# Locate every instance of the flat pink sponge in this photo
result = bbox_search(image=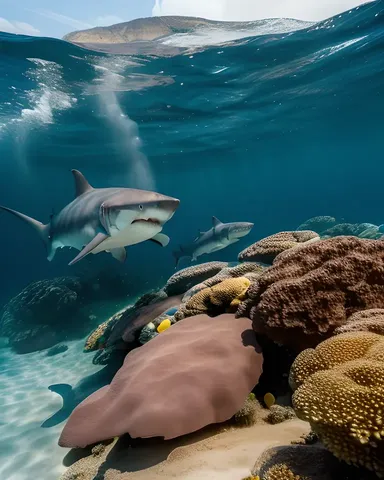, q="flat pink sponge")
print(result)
[59,313,263,448]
